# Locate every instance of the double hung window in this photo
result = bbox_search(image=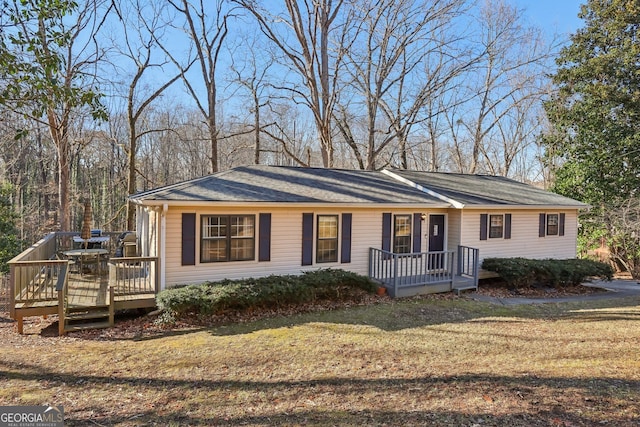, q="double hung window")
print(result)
[201,215,255,262]
[393,215,412,253]
[489,215,504,239]
[316,215,338,263]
